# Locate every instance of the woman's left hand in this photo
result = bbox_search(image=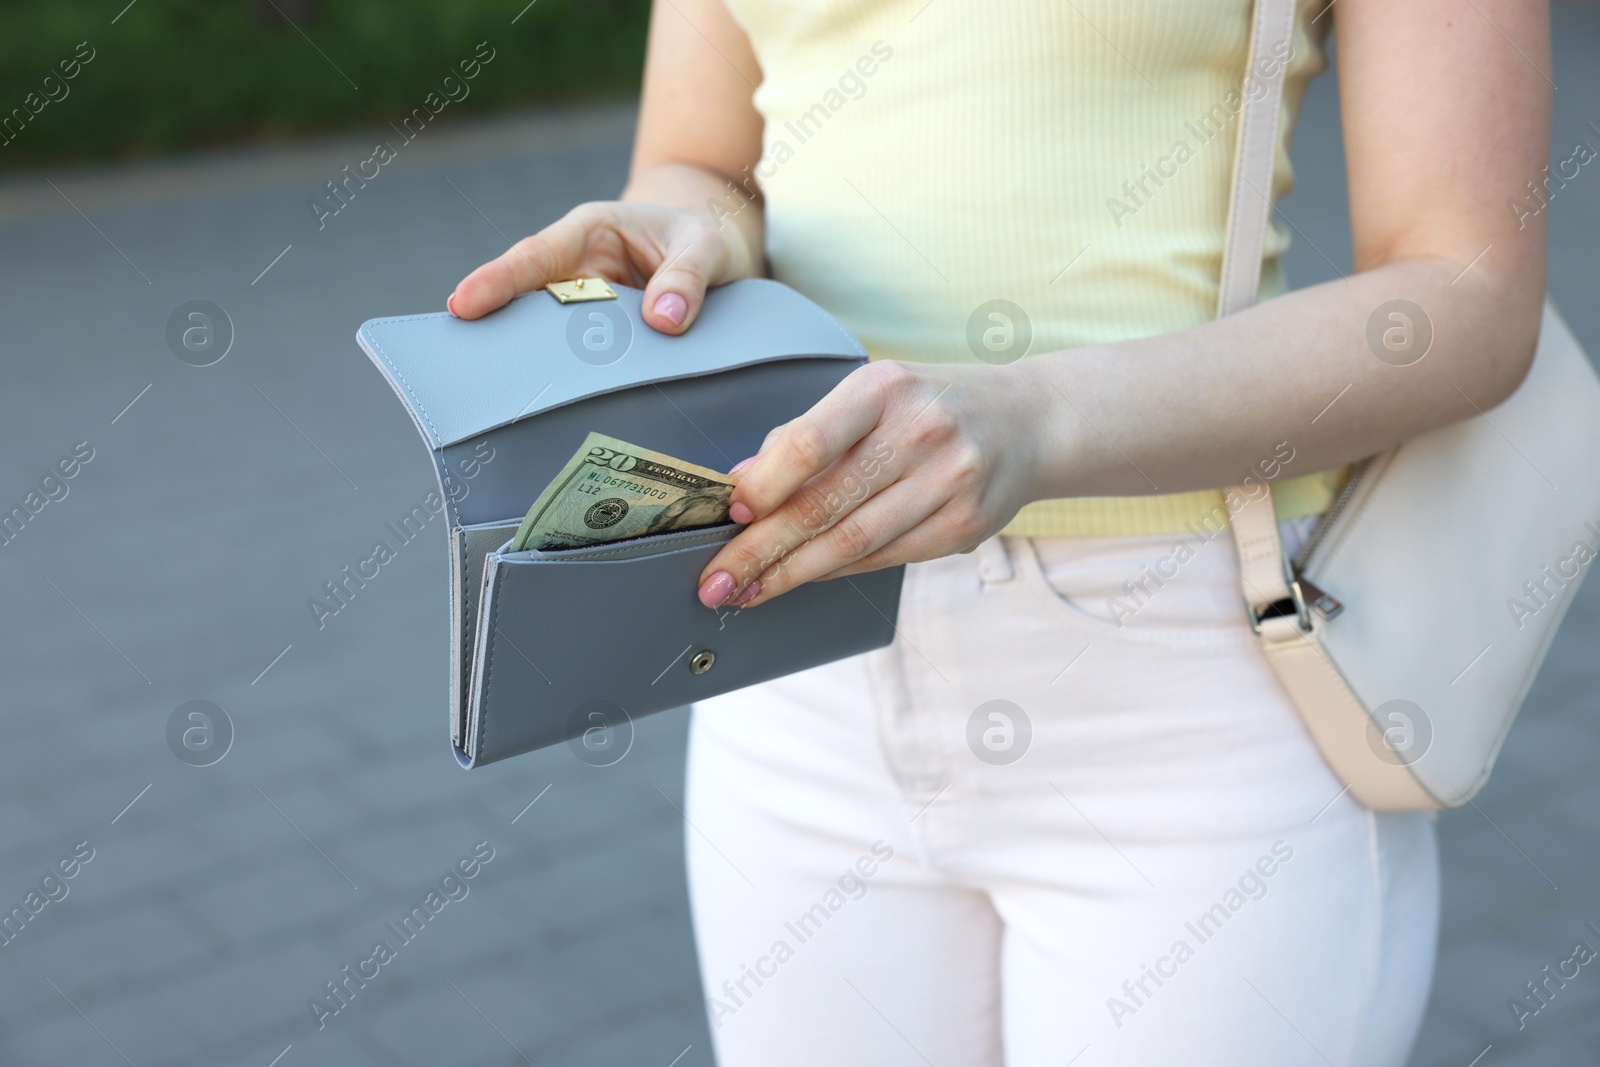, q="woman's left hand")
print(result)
[696,359,1052,608]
